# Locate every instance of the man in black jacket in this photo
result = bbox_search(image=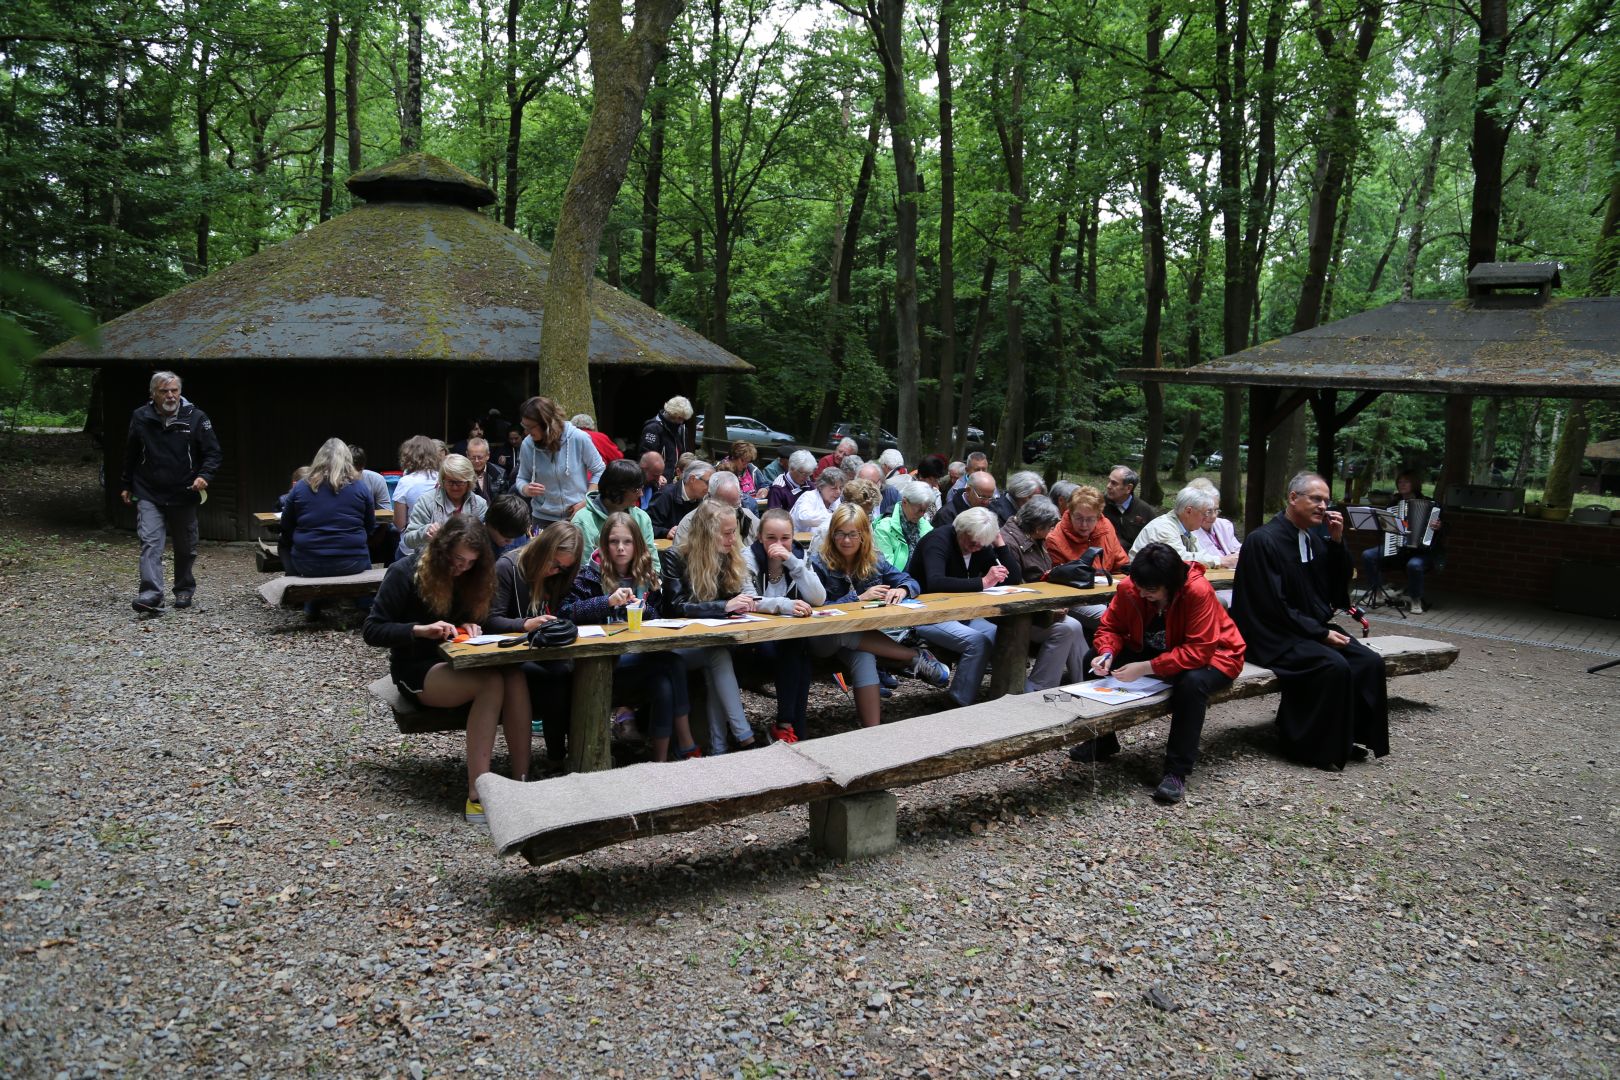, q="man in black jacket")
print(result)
[1104,466,1158,548]
[648,459,713,538]
[906,506,1021,707]
[120,372,223,613]
[1230,471,1388,770]
[638,395,693,481]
